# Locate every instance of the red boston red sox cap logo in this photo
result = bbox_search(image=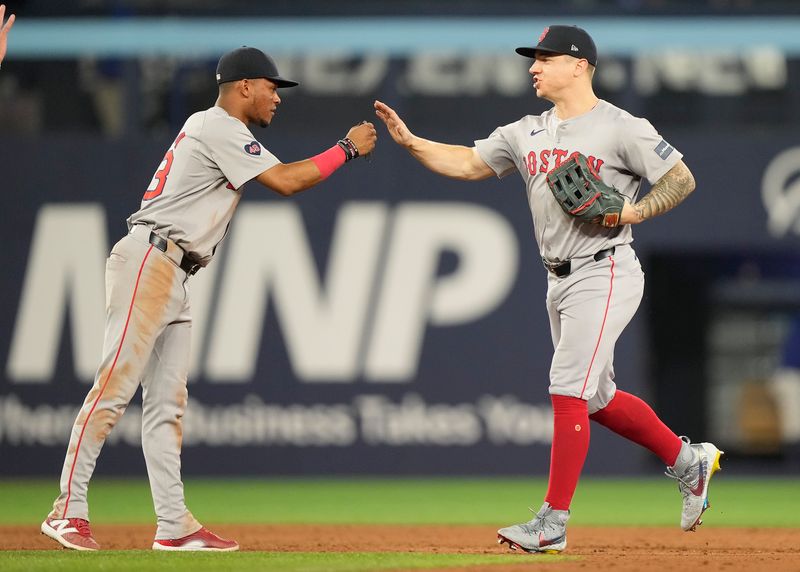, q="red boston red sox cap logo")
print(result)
[538,27,550,43]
